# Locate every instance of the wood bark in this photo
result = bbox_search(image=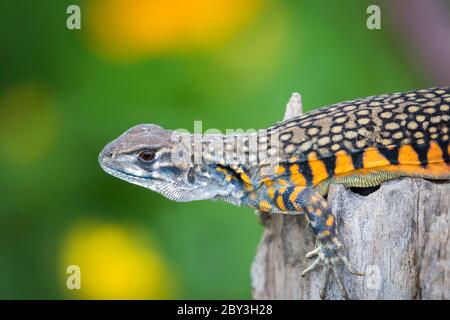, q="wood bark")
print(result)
[250,93,450,300]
